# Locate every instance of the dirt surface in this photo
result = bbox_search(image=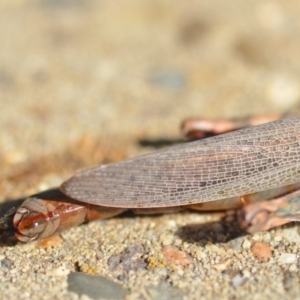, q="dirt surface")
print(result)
[1,0,300,299]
